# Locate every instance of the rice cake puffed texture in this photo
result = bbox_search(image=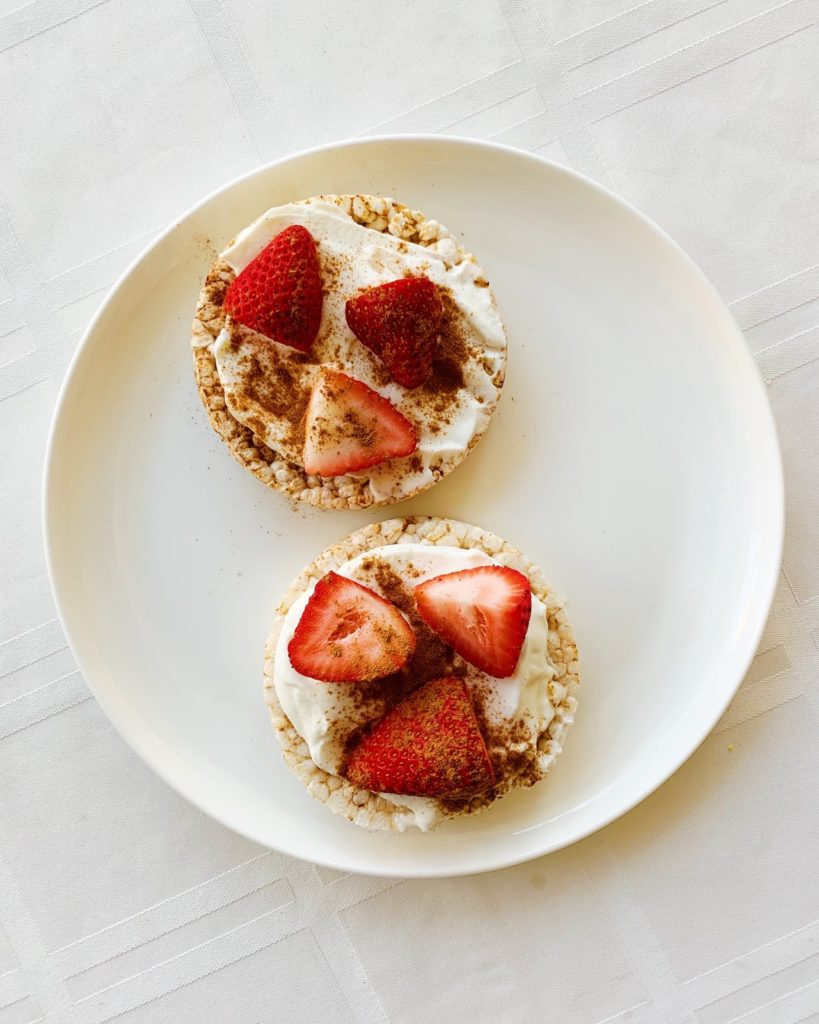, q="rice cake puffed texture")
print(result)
[191,195,506,510]
[263,517,580,832]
